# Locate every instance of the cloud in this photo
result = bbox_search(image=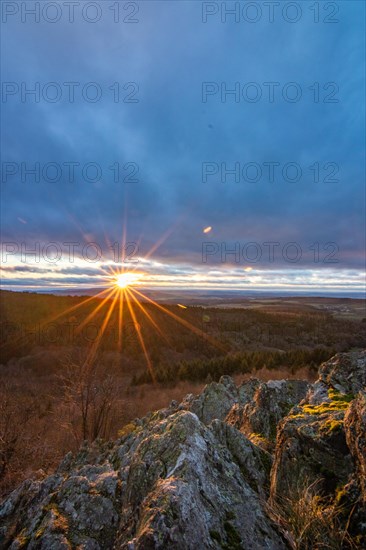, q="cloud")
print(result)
[1,1,364,292]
